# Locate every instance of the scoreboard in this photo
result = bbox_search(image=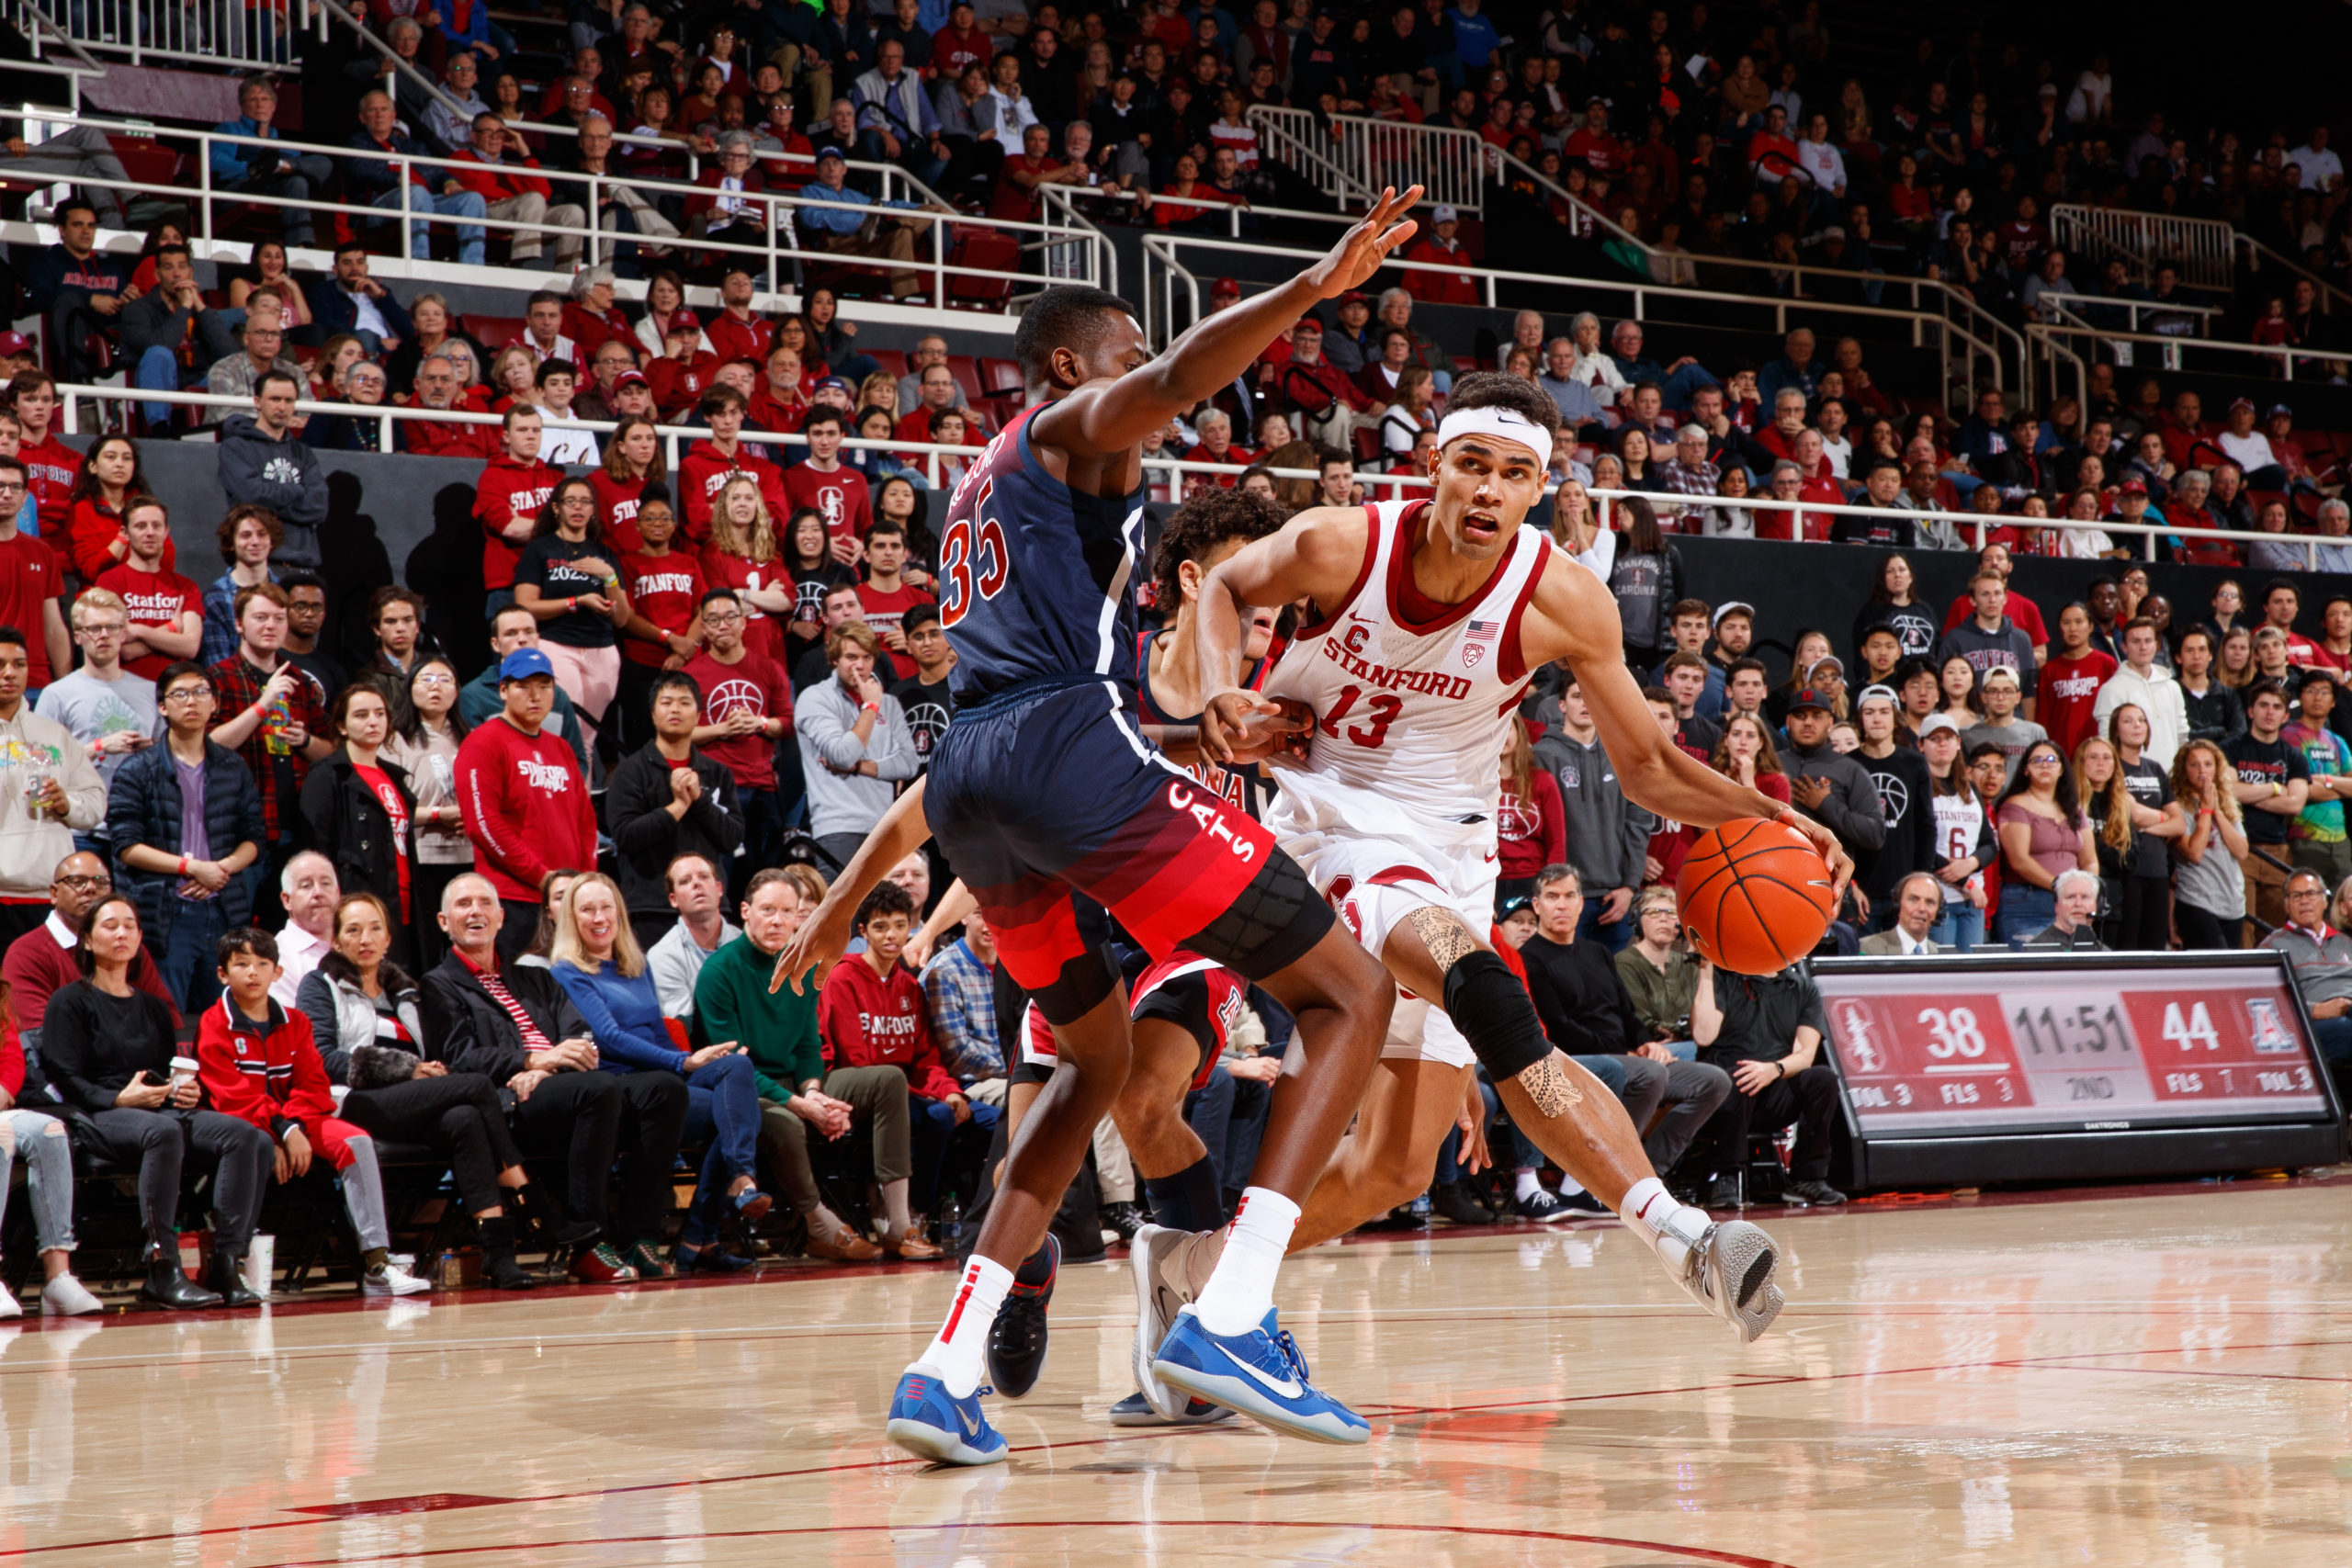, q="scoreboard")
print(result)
[1813,953,2345,1189]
